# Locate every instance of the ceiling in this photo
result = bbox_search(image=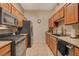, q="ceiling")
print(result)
[20,3,58,11]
